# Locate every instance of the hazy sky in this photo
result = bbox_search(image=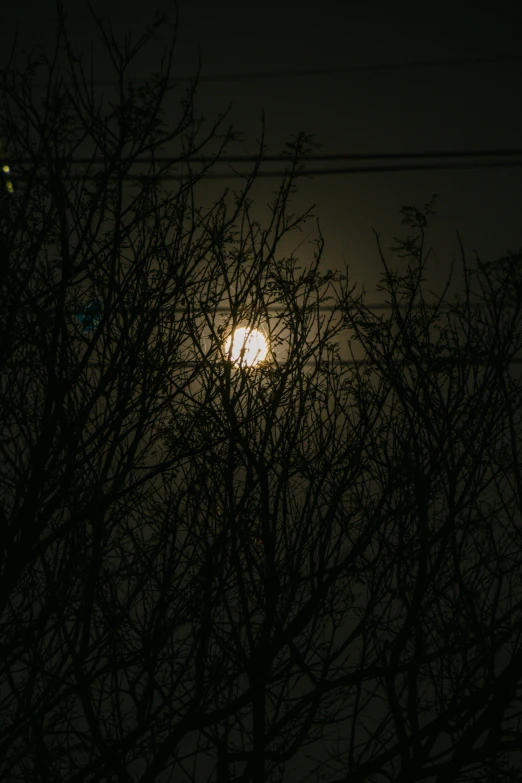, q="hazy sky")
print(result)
[2,0,522,304]
[2,5,521,780]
